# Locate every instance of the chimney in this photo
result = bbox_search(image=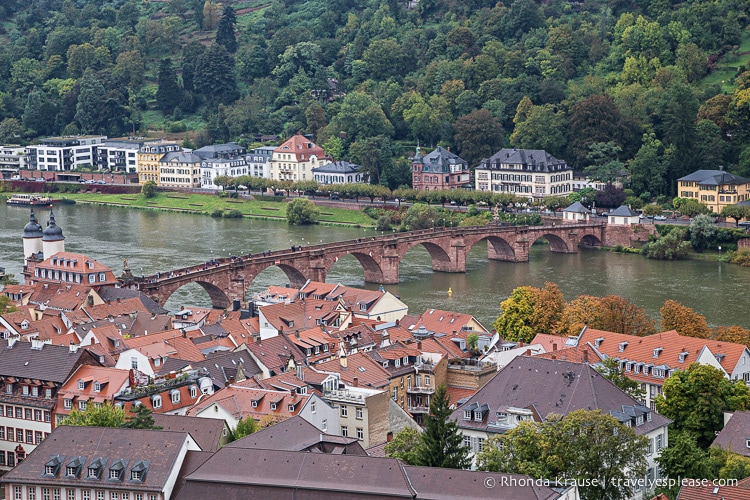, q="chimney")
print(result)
[525,349,531,356]
[353,377,359,387]
[552,343,557,351]
[583,349,589,363]
[519,341,524,347]
[417,340,422,350]
[387,432,393,442]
